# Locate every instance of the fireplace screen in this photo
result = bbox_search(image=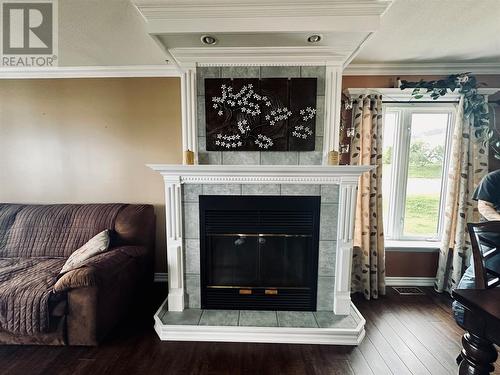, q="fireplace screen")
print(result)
[208,234,310,287]
[200,195,320,311]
